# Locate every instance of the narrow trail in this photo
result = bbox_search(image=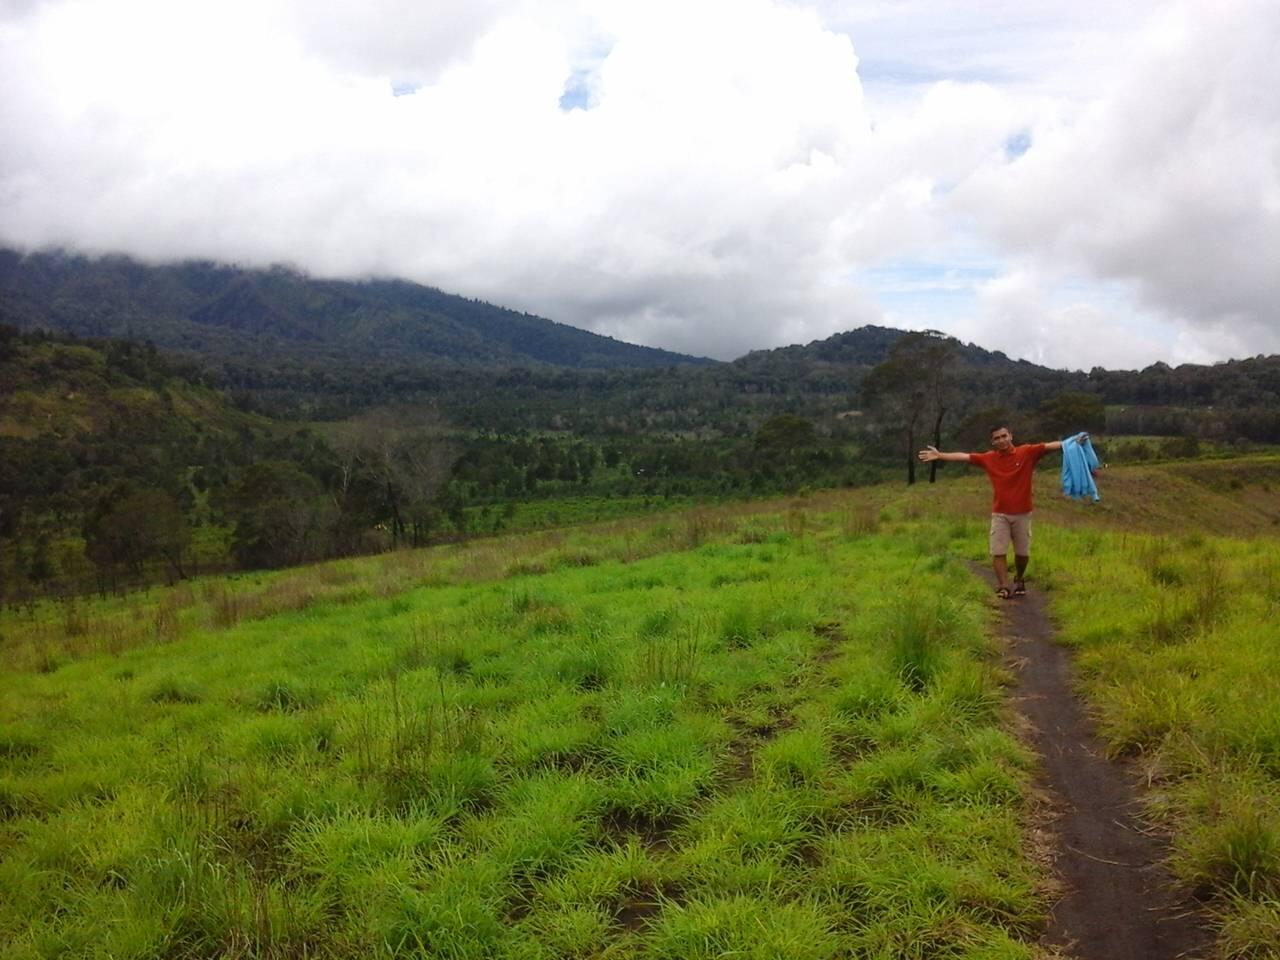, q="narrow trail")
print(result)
[974,565,1212,960]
